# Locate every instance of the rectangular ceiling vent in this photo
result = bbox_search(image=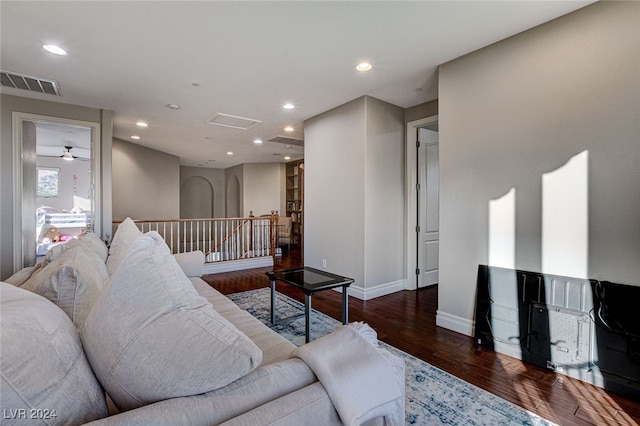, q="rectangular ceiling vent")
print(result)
[1,71,61,96]
[267,136,304,146]
[207,113,262,130]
